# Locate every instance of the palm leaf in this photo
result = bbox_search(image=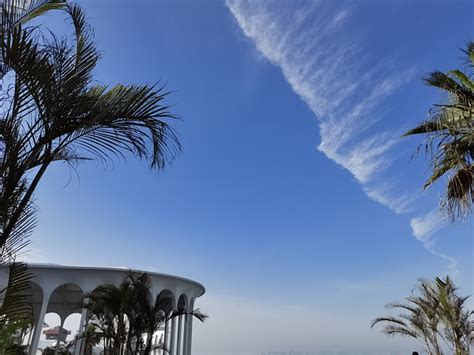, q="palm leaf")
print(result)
[0,262,33,353]
[373,277,473,352]
[461,40,474,68]
[0,3,180,249]
[403,41,474,220]
[0,1,66,77]
[449,70,474,91]
[2,1,65,25]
